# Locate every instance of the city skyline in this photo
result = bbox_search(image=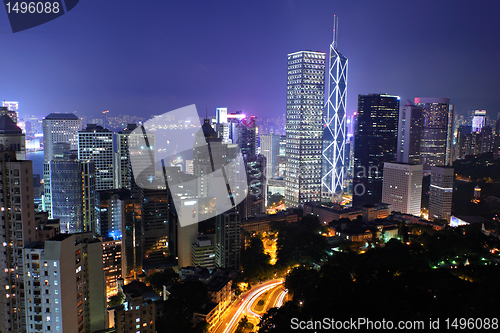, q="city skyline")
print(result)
[1,1,499,122]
